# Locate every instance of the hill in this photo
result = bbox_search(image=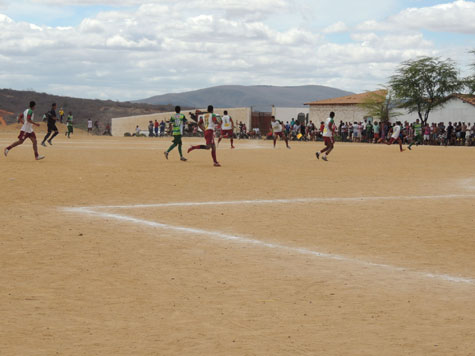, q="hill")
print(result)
[0,89,175,129]
[136,85,353,112]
